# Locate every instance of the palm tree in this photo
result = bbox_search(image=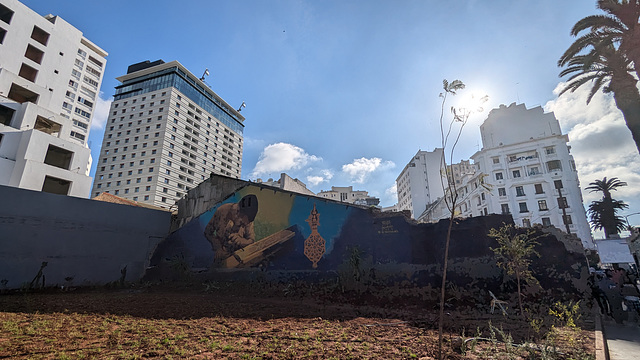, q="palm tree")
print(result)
[586,177,629,238]
[558,43,640,153]
[565,0,640,79]
[559,0,640,154]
